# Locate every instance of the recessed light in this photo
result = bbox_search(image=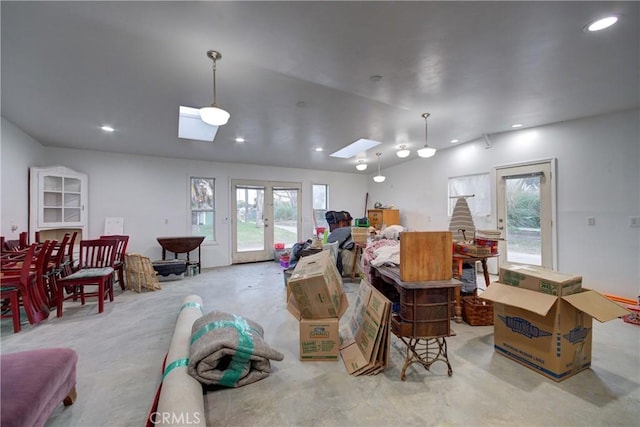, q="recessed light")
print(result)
[511,123,523,128]
[450,139,459,143]
[369,75,382,82]
[100,125,115,132]
[235,137,245,143]
[315,147,324,152]
[585,16,618,32]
